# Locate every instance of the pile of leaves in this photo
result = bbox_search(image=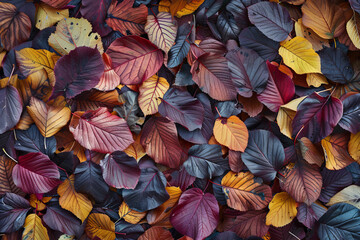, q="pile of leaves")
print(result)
[0,0,360,239]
